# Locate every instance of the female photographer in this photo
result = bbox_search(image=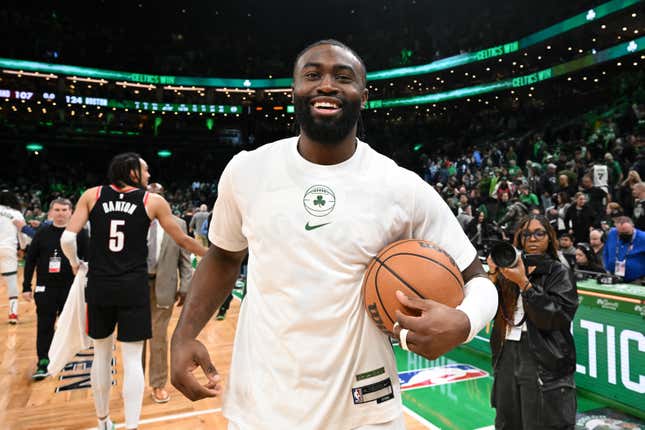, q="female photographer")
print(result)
[487,214,579,429]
